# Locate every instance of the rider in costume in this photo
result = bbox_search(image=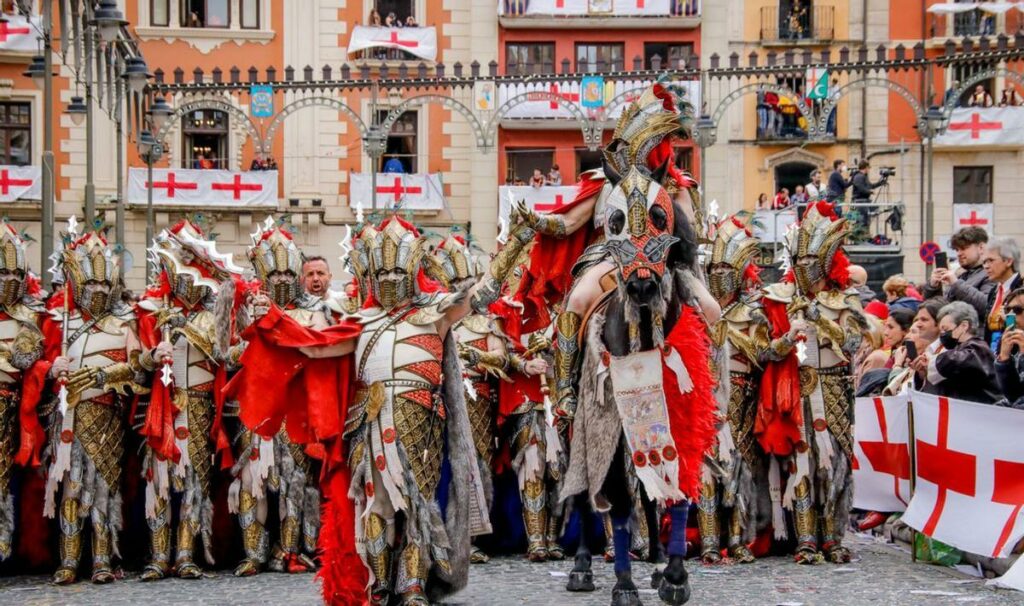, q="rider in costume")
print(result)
[0,222,49,563]
[135,220,243,580]
[228,219,332,576]
[226,214,535,605]
[758,202,866,564]
[699,216,769,564]
[43,224,146,584]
